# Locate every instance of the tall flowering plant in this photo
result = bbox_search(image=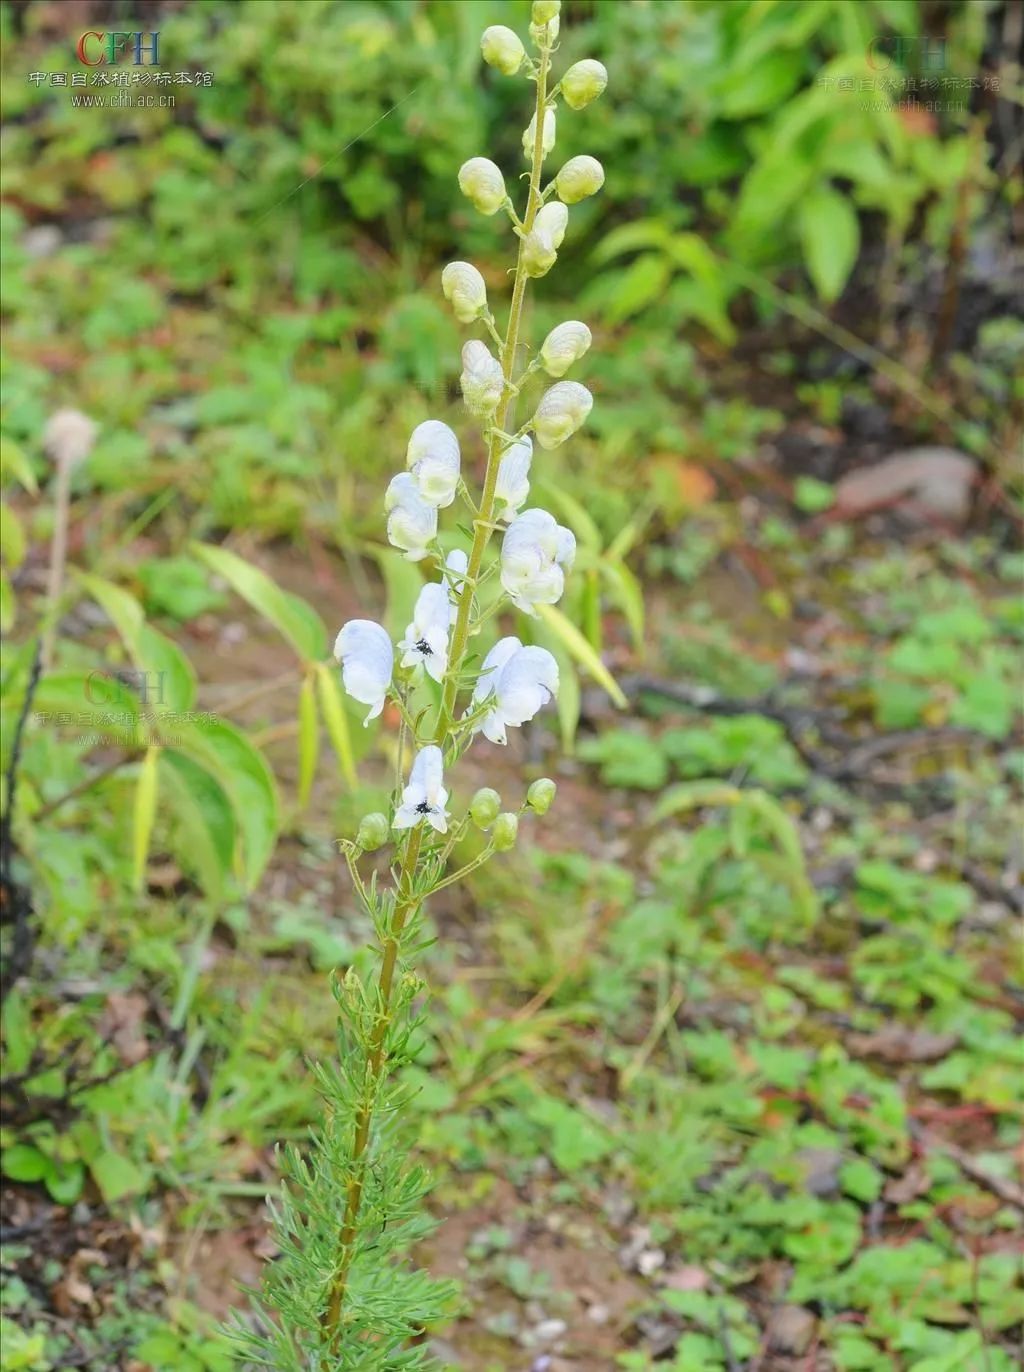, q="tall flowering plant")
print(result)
[242,4,607,1365]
